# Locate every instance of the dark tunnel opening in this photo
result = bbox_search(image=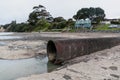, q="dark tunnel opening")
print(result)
[47,40,57,62]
